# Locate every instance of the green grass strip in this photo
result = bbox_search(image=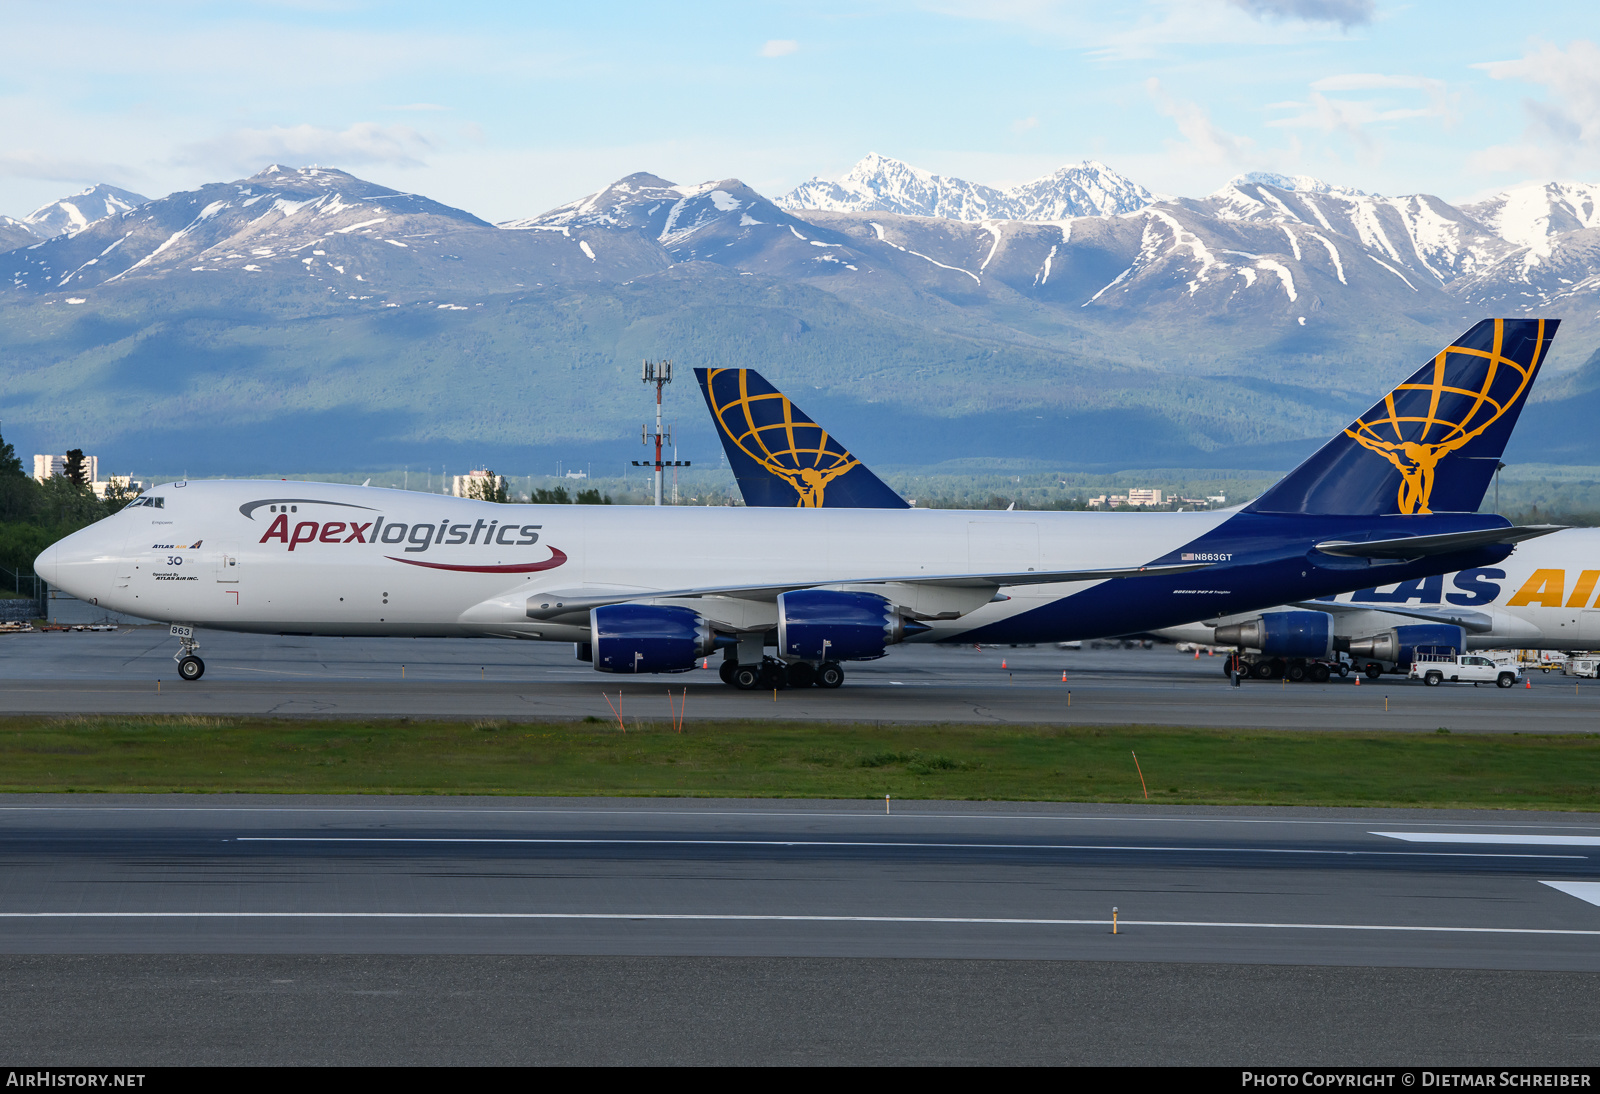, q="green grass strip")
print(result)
[0,716,1598,809]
